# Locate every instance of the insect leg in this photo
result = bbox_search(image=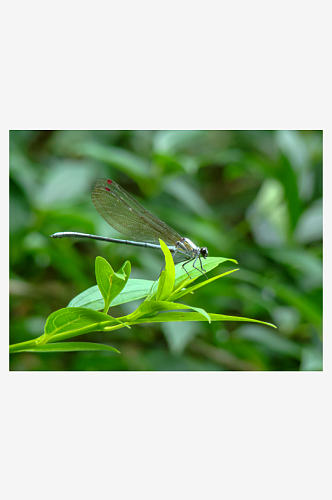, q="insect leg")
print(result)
[192,256,208,279]
[181,258,193,278]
